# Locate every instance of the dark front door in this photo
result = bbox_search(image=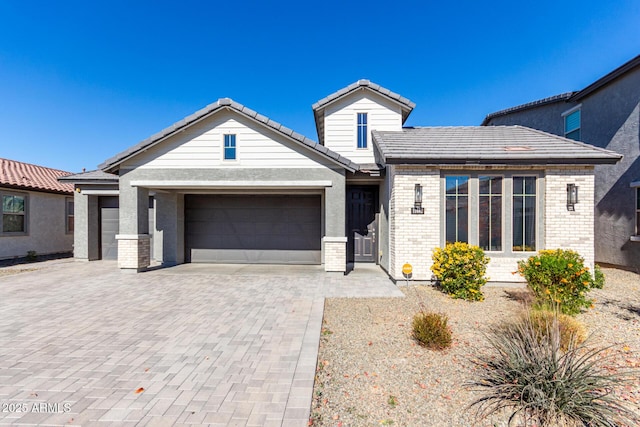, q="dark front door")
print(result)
[347,186,378,263]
